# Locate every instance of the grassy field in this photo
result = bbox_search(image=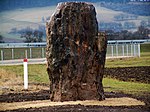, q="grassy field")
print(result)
[0,64,150,96]
[103,78,150,95]
[0,43,150,96]
[0,64,49,84]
